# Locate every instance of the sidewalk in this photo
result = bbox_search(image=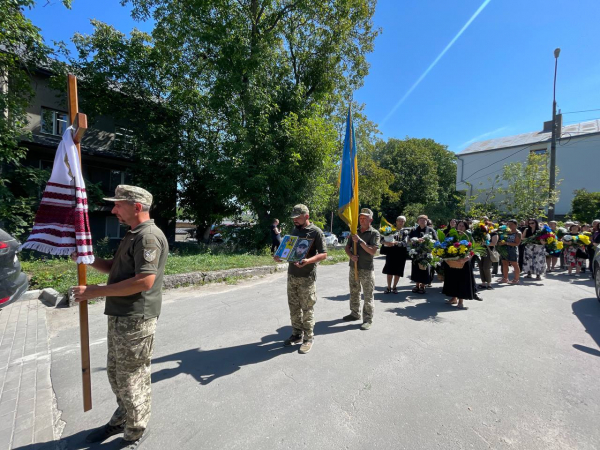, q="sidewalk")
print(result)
[0,296,55,449]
